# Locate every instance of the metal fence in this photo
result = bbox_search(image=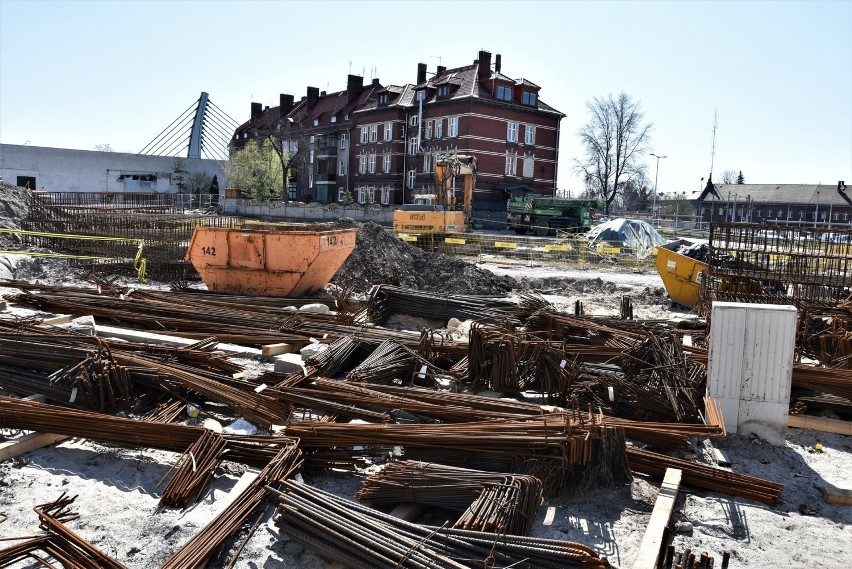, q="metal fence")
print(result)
[395,230,660,271]
[22,192,241,280]
[702,222,852,310]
